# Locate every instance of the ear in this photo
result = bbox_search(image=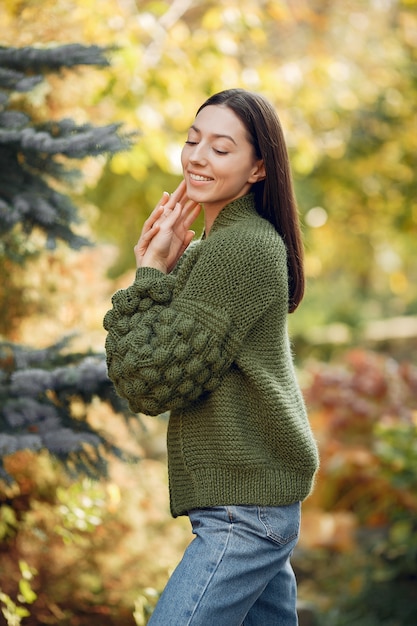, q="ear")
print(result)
[248,160,266,183]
